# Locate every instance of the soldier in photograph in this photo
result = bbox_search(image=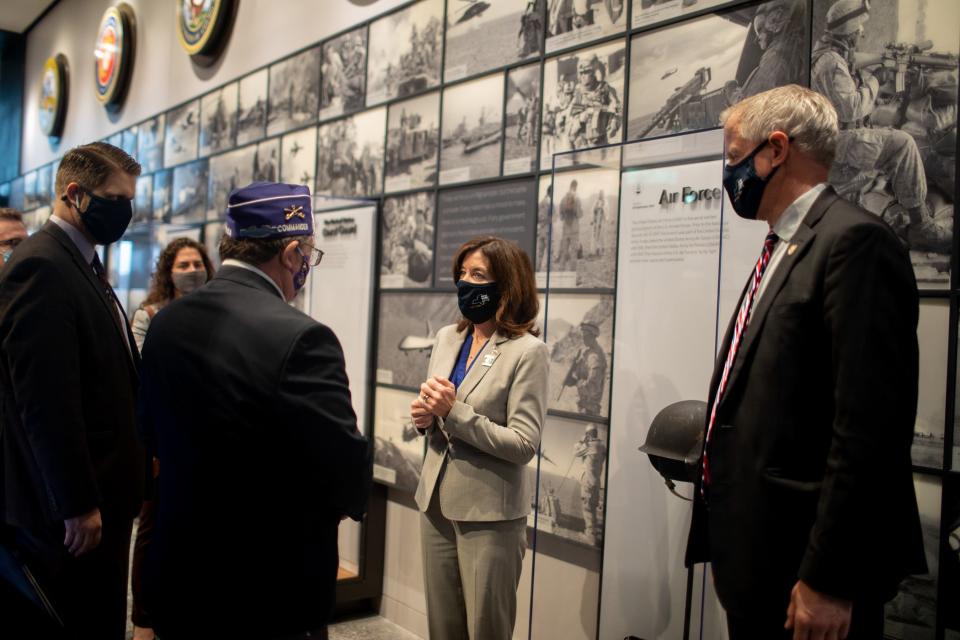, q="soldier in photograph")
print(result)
[740,0,808,98]
[556,179,583,270]
[564,321,606,416]
[518,0,544,57]
[567,55,622,149]
[591,190,605,256]
[574,424,606,545]
[537,184,552,272]
[811,0,950,252]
